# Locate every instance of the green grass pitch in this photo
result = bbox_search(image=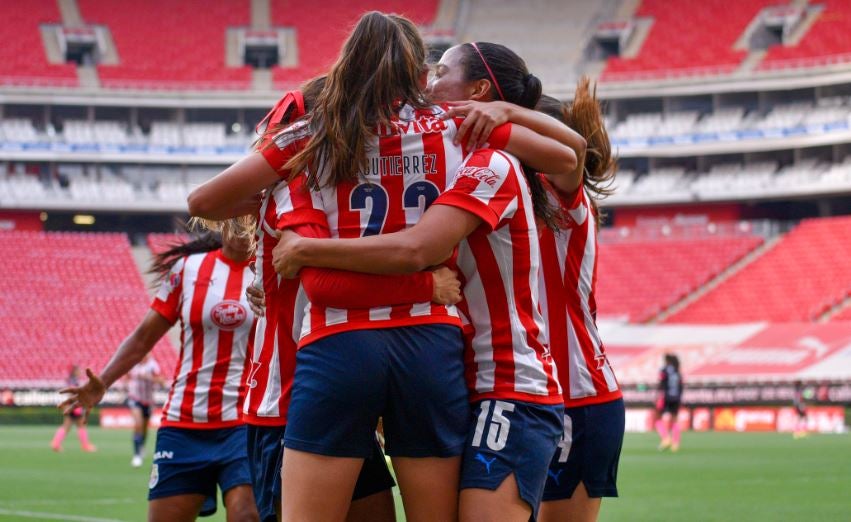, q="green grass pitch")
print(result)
[0,426,848,521]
